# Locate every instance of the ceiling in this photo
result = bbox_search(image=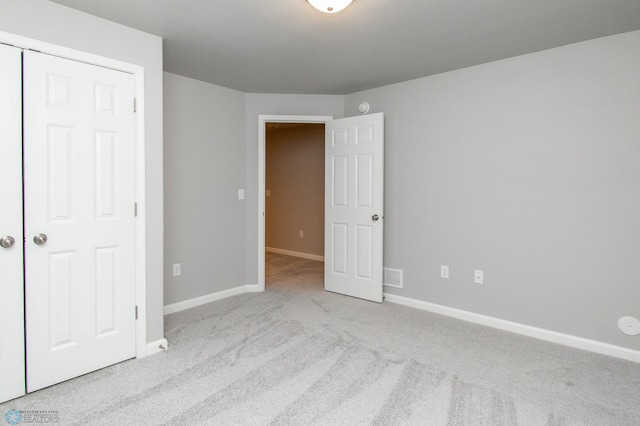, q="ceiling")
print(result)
[50,0,640,95]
